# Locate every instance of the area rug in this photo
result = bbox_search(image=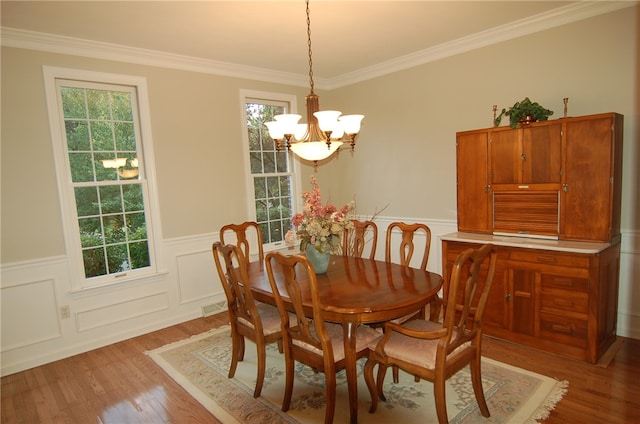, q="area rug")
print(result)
[147,326,567,423]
